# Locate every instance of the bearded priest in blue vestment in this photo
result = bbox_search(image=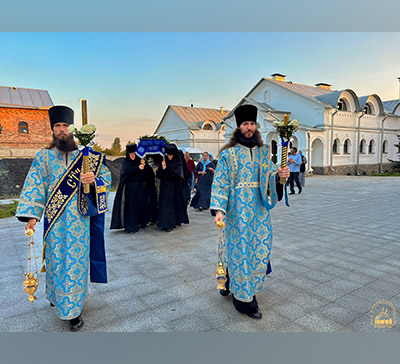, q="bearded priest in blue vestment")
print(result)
[16,105,111,331]
[211,104,290,319]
